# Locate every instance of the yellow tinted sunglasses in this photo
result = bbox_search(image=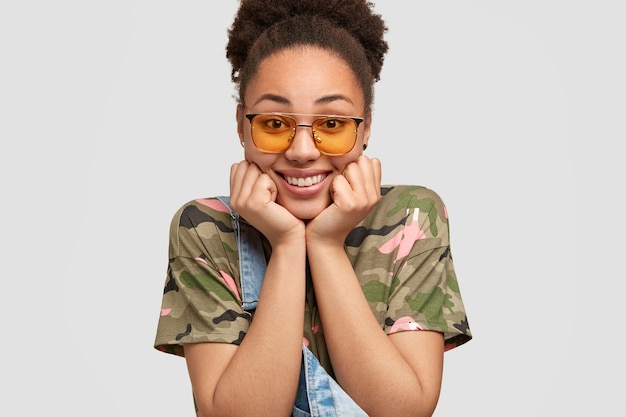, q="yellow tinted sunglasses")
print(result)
[245,113,364,156]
